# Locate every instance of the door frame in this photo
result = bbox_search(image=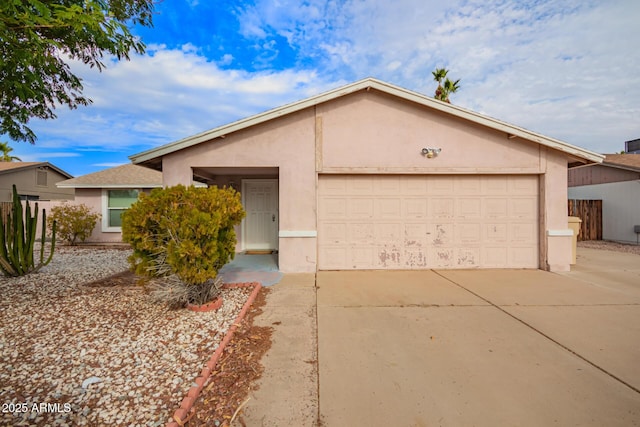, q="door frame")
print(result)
[241,179,279,251]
